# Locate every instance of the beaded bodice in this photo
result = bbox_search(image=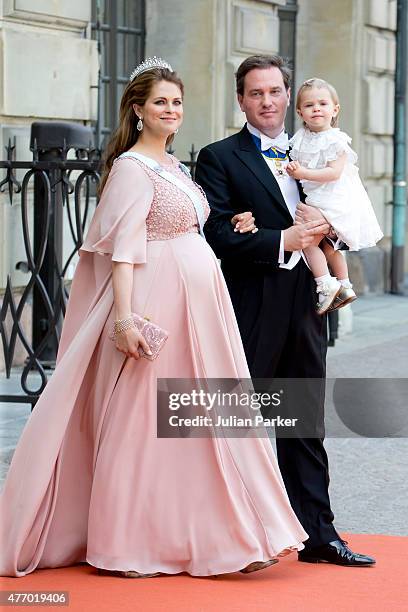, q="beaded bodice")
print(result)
[117,154,210,240]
